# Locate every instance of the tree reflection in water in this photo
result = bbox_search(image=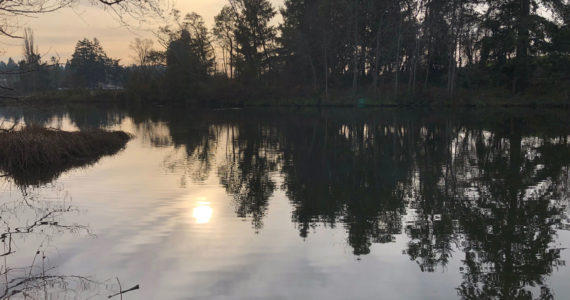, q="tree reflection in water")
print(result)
[451,120,569,300]
[218,123,280,231]
[2,106,569,299]
[153,109,568,299]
